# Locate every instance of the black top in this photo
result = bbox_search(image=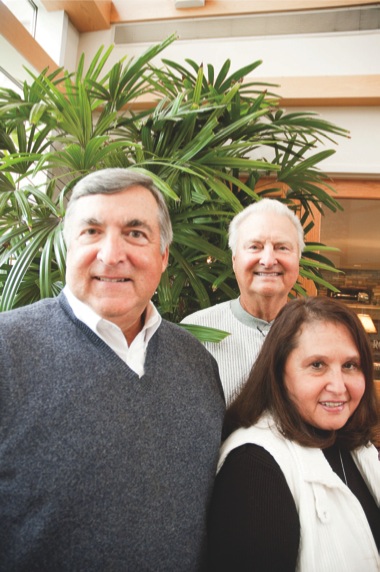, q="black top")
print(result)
[207,444,300,571]
[207,443,380,571]
[323,444,380,551]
